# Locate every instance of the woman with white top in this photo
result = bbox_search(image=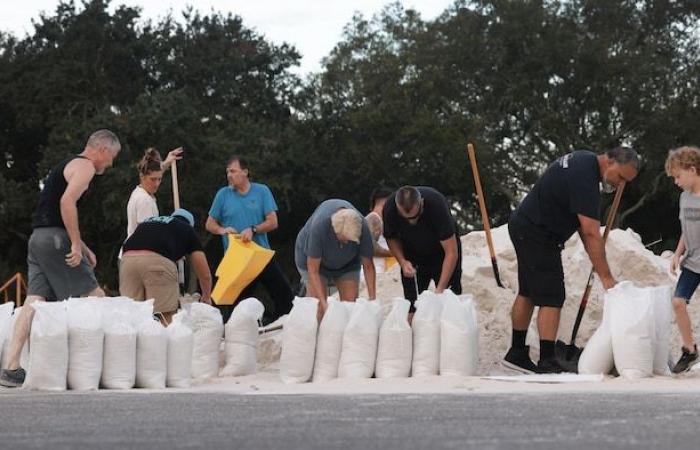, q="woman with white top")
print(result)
[126,147,183,238]
[365,187,394,272]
